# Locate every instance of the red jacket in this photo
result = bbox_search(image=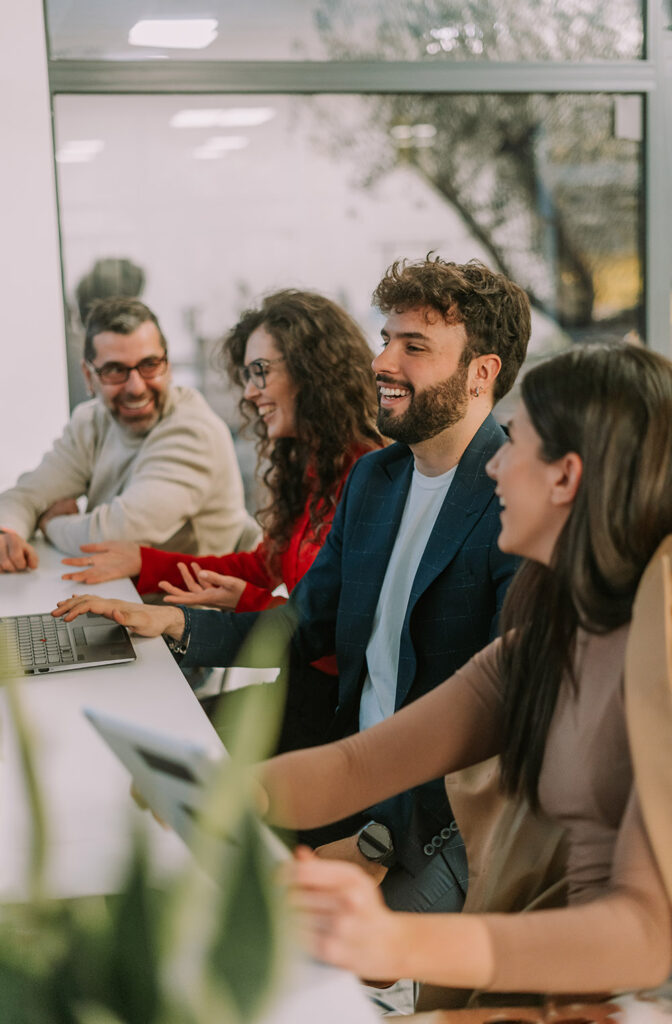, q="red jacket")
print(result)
[136,444,376,674]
